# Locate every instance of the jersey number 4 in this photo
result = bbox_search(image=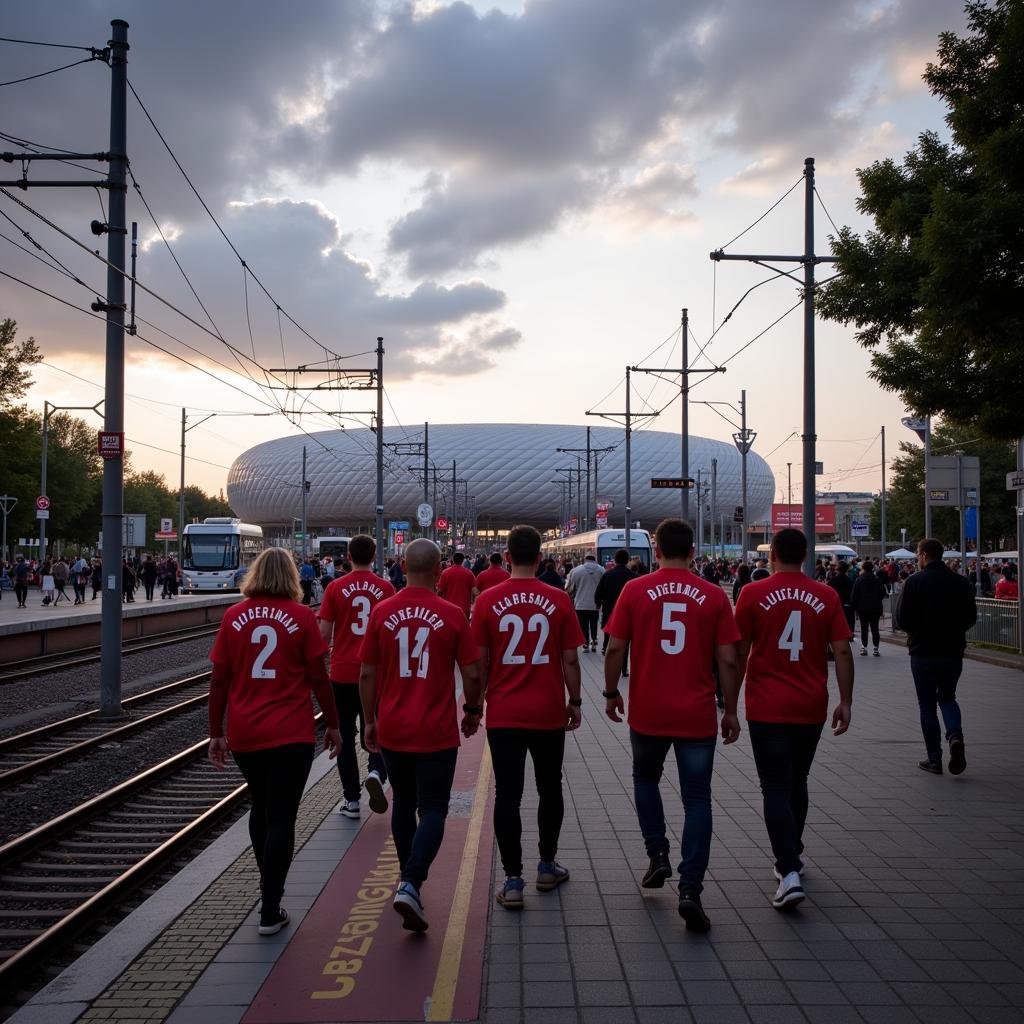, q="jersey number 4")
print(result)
[397,625,430,678]
[499,613,551,665]
[778,610,804,661]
